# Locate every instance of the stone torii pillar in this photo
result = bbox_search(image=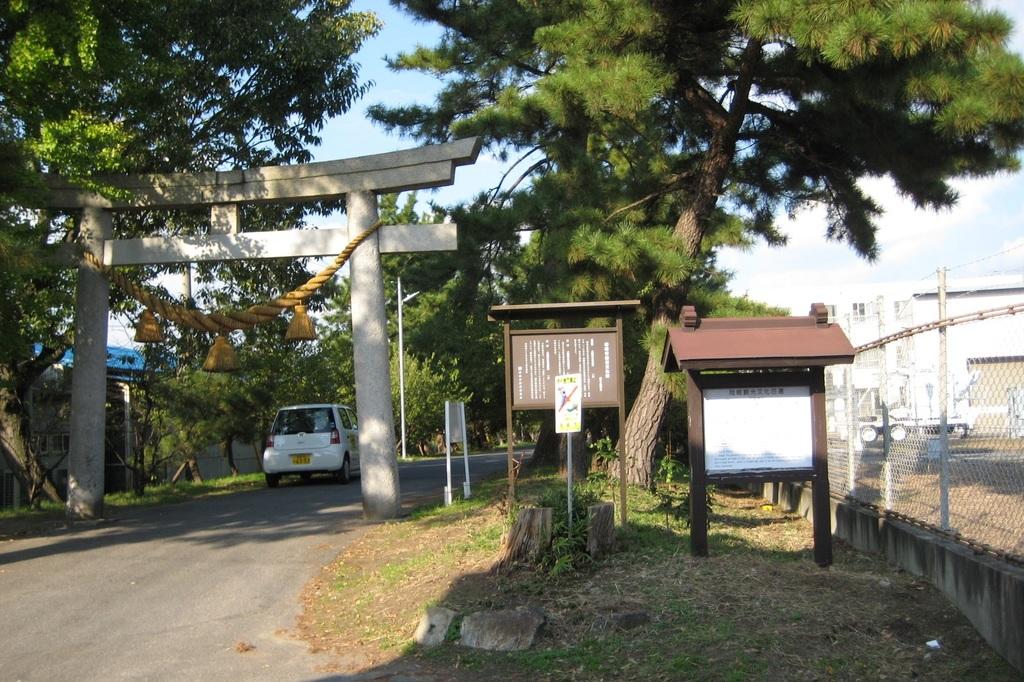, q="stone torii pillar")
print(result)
[44,138,481,520]
[66,207,112,519]
[347,191,399,517]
